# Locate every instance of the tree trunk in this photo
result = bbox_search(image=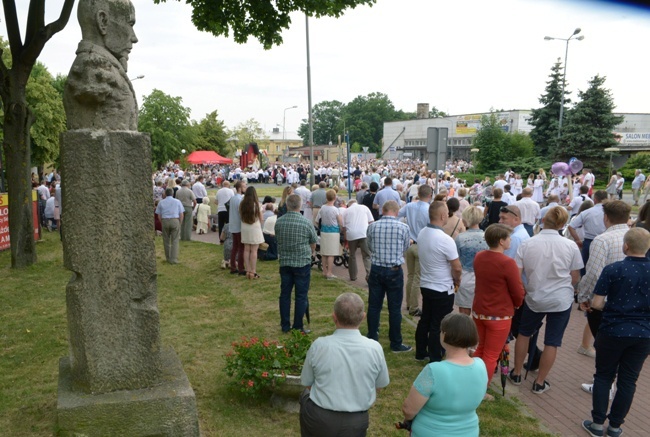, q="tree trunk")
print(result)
[4,74,36,268]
